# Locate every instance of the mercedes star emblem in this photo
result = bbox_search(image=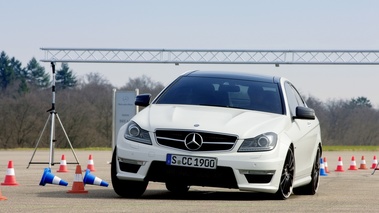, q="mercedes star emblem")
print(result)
[184,133,203,150]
